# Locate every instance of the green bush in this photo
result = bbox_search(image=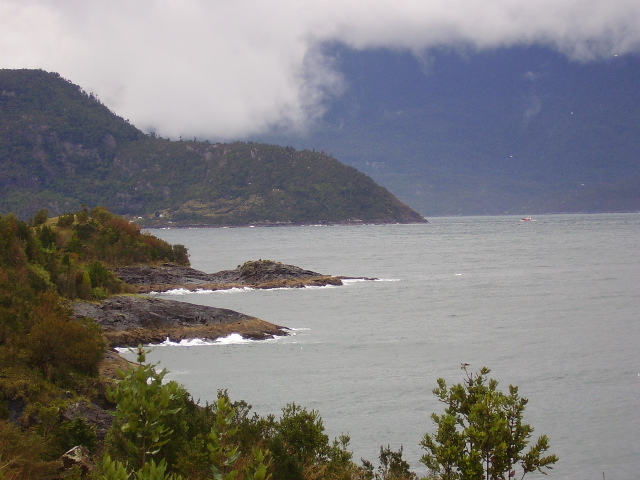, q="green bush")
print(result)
[52,417,97,455]
[26,292,105,378]
[420,366,559,480]
[30,209,49,227]
[56,212,76,228]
